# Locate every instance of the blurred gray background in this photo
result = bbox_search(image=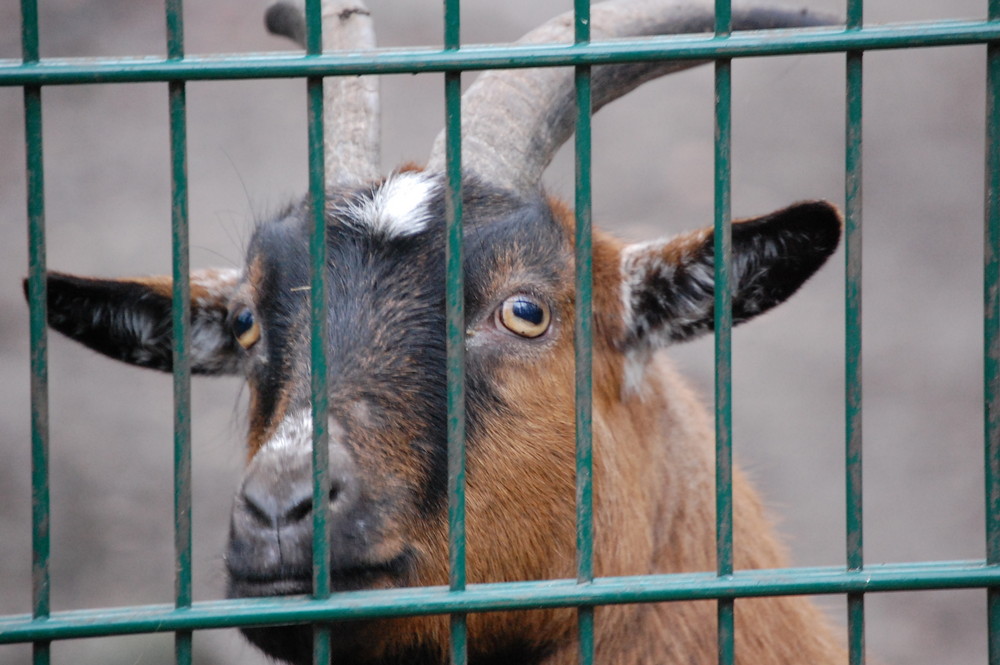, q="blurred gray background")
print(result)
[0,0,990,663]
